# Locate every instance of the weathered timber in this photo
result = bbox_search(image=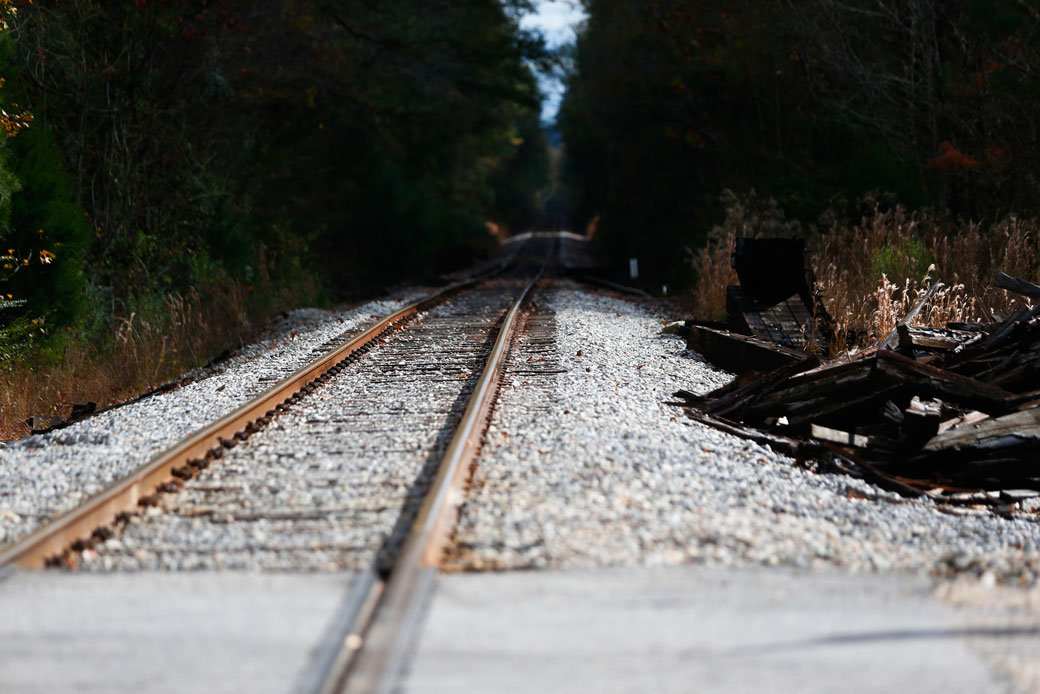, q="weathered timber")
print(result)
[726,287,825,350]
[902,396,942,440]
[978,304,1035,351]
[742,358,876,420]
[937,410,989,434]
[723,237,838,349]
[923,408,1040,453]
[930,491,1006,507]
[975,345,1040,391]
[875,349,1014,414]
[705,356,820,419]
[810,424,870,448]
[947,322,991,333]
[782,385,901,429]
[881,400,904,425]
[820,444,927,498]
[685,325,808,374]
[896,325,977,351]
[685,409,808,458]
[1001,489,1040,503]
[1009,389,1040,410]
[675,256,1040,499]
[995,271,1040,300]
[678,366,778,404]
